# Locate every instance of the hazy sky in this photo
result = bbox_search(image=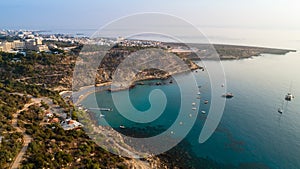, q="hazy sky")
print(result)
[1,0,300,30]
